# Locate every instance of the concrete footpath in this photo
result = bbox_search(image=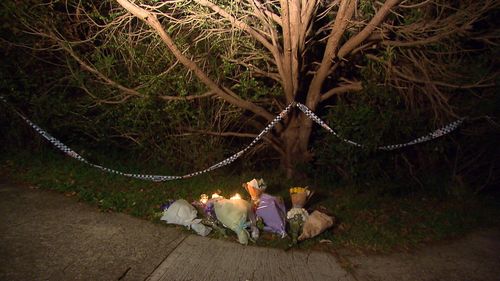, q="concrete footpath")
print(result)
[1,182,499,281]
